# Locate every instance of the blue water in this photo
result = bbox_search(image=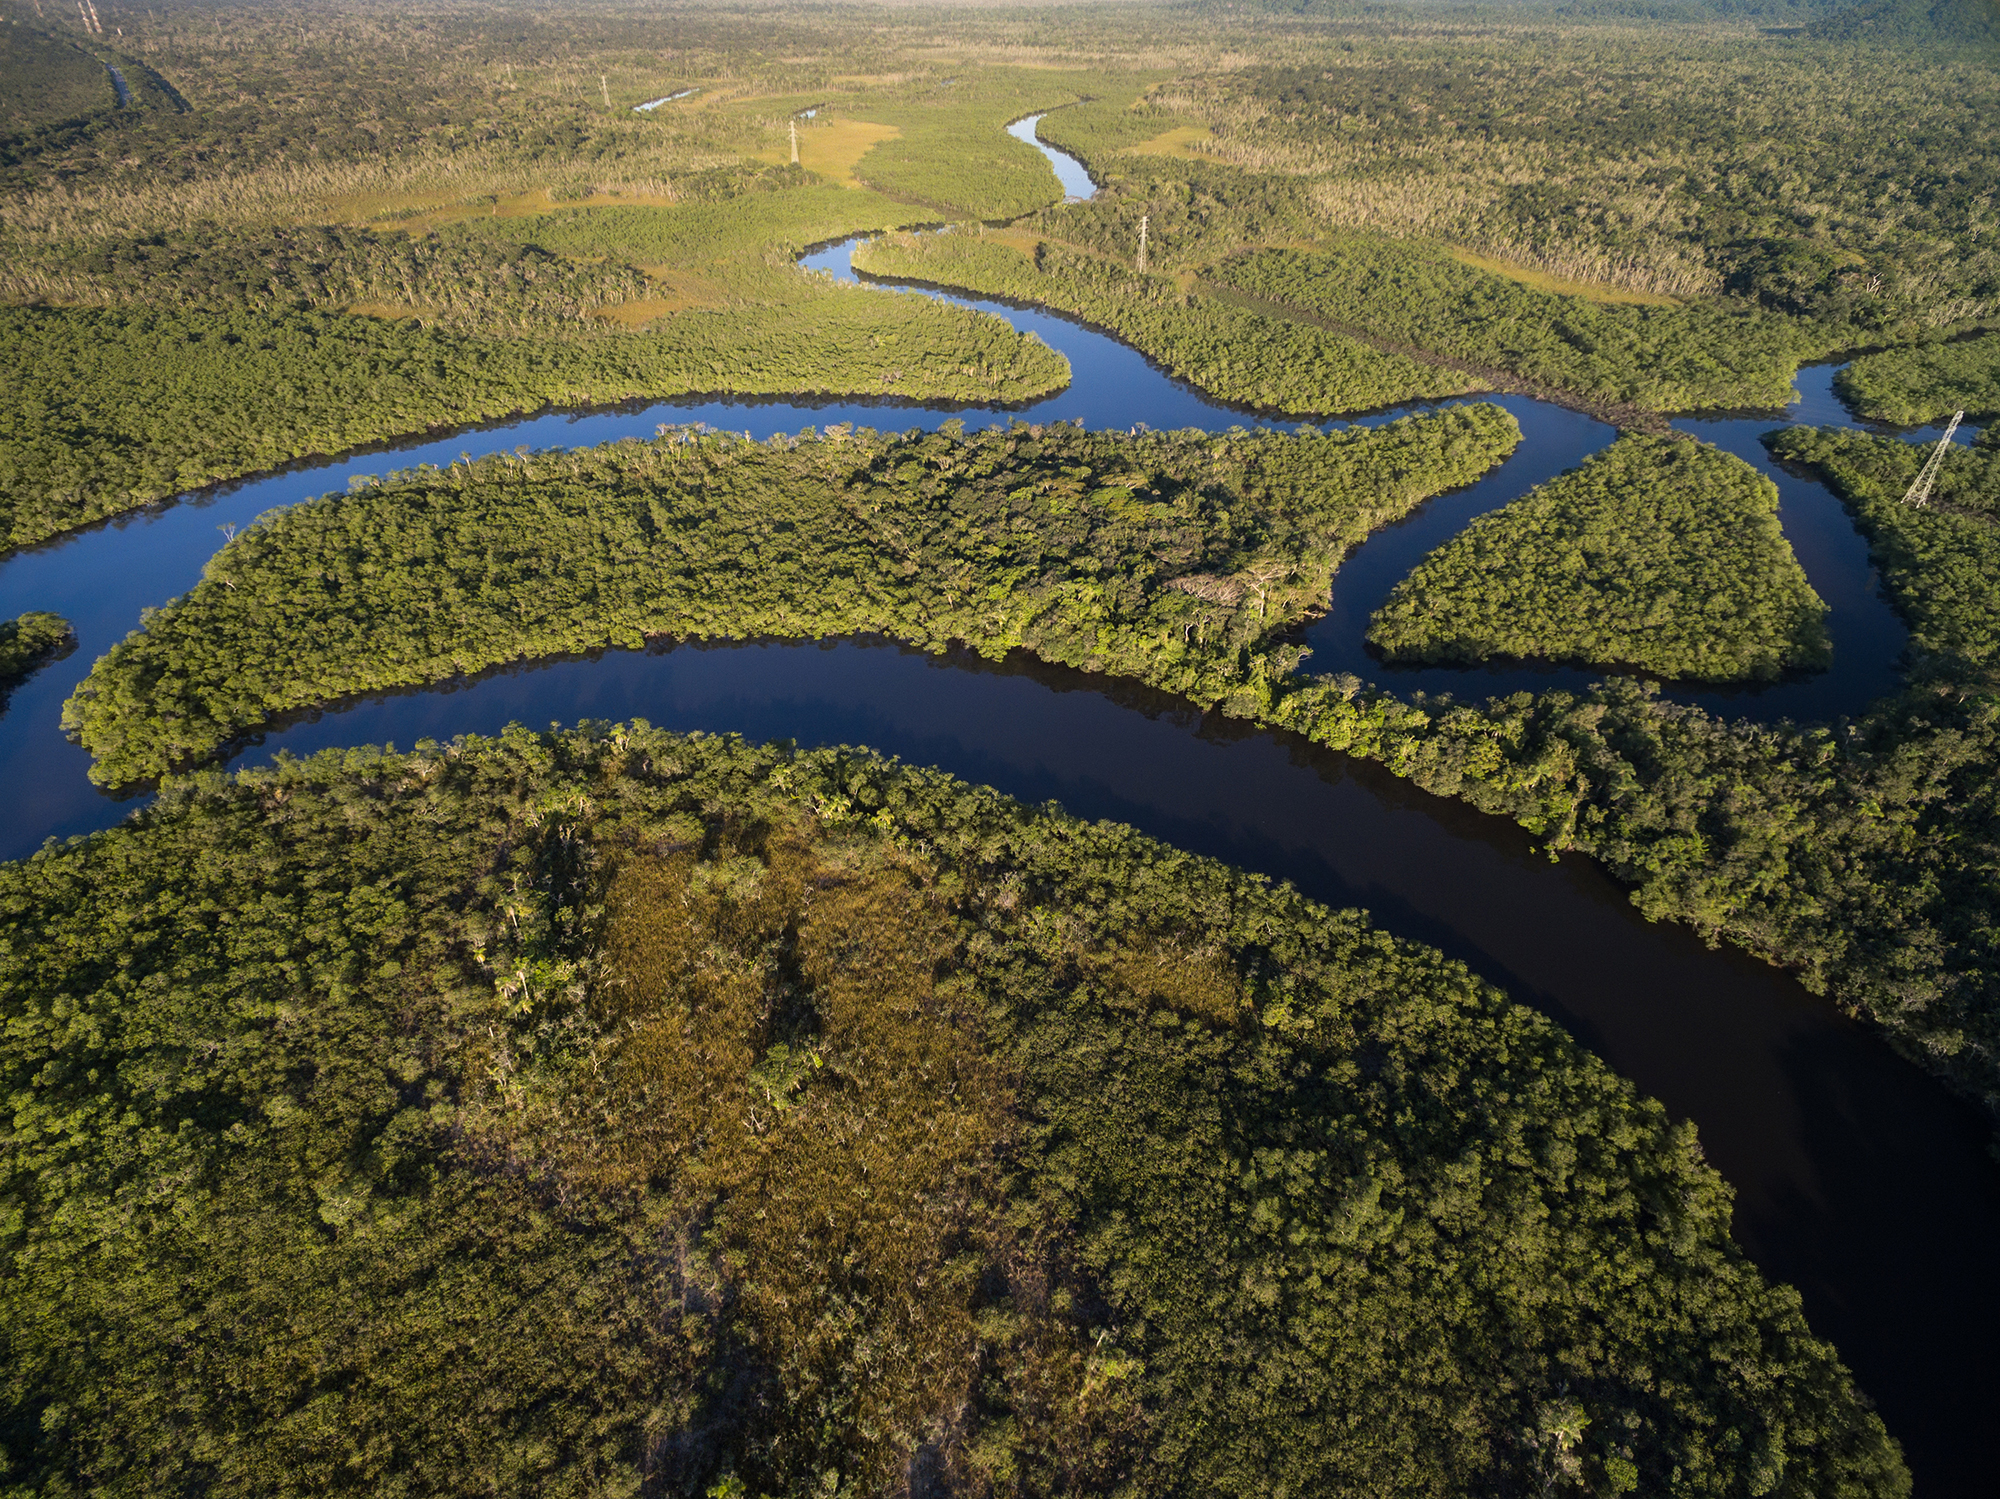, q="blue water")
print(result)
[1009,112,1097,200]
